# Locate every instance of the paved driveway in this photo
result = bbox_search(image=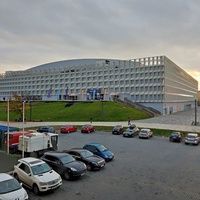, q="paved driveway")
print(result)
[27,130,200,200]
